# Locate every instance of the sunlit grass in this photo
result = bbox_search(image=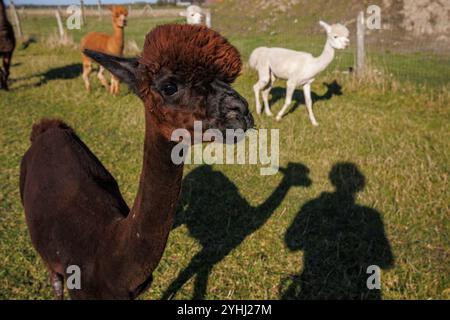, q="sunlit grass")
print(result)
[0,13,449,300]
